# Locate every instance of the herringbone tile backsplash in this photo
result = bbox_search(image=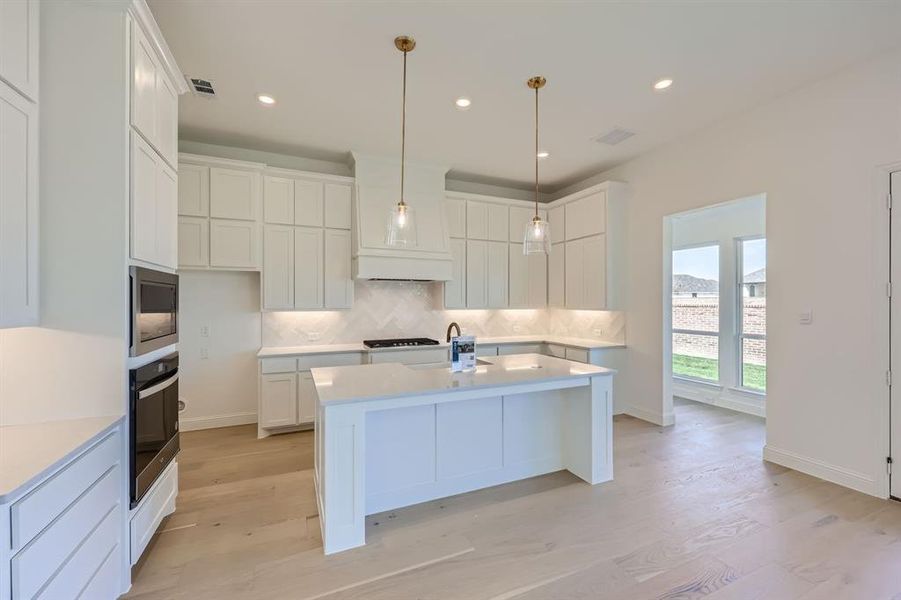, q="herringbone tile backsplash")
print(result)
[262,281,625,346]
